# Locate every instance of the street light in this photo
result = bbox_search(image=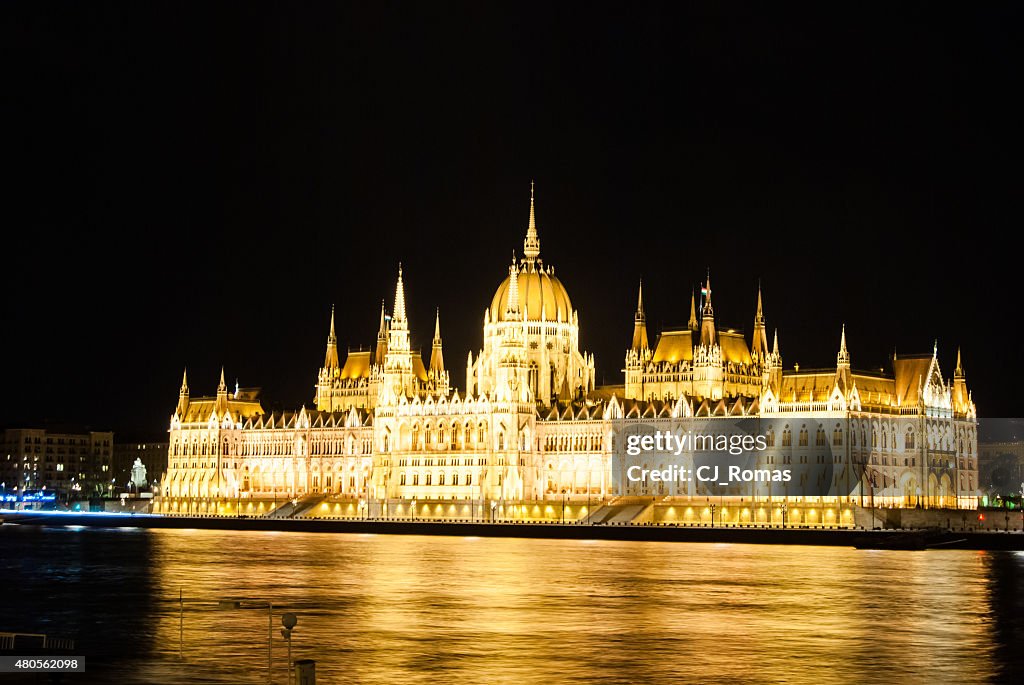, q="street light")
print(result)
[561,489,567,524]
[280,613,298,678]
